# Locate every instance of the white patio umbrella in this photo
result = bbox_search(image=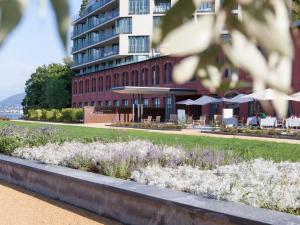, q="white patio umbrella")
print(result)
[242,89,297,101]
[194,96,222,105]
[291,92,300,101]
[176,99,195,105]
[224,94,254,104]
